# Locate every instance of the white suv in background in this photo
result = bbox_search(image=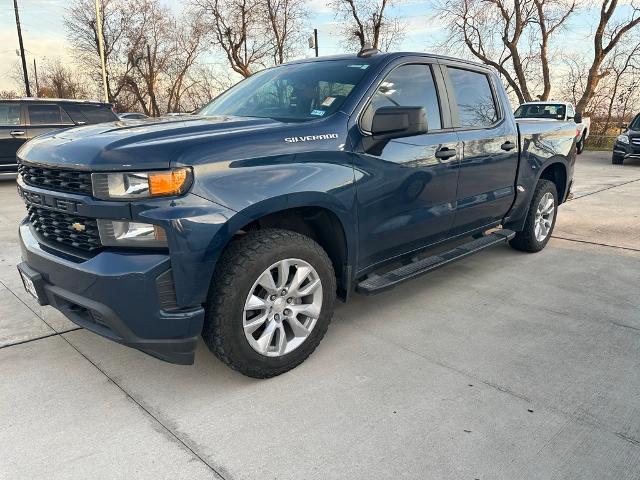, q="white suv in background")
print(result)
[515,101,590,154]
